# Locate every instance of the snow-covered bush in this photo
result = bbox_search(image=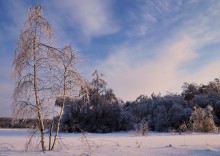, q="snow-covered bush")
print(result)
[190,106,218,132]
[133,119,149,136]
